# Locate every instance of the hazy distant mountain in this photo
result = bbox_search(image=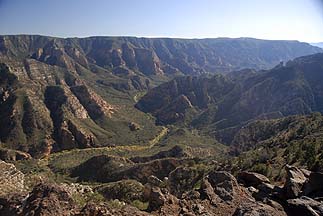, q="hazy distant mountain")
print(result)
[311,42,323,49]
[1,35,321,76]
